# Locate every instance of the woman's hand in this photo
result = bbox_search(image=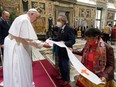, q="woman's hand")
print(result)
[68,48,73,52]
[100,77,106,84]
